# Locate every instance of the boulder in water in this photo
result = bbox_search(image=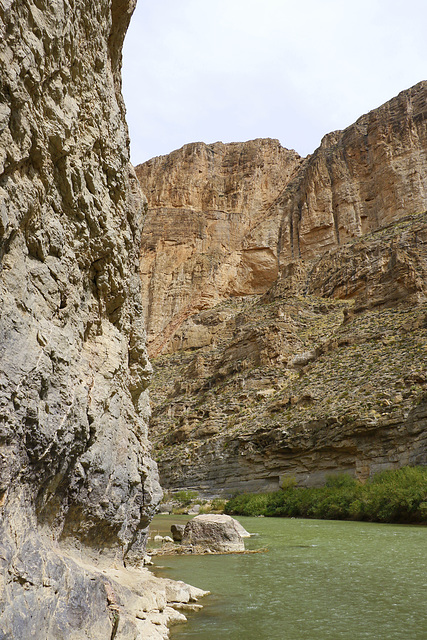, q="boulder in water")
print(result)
[171,523,186,541]
[182,514,247,552]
